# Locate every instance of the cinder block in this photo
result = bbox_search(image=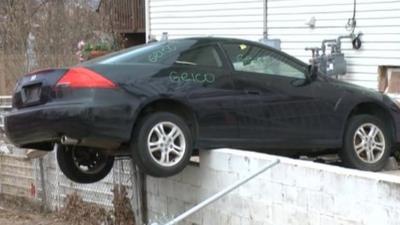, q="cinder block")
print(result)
[307,191,334,215]
[200,150,231,172]
[147,193,167,214]
[292,167,324,191]
[270,203,309,225]
[245,181,284,204]
[226,214,241,225]
[246,199,271,221]
[167,197,185,218]
[146,176,160,195]
[183,202,203,225]
[320,214,360,225]
[181,165,202,187]
[282,186,307,207]
[202,209,230,225]
[270,164,297,186]
[207,193,246,217]
[144,149,400,225]
[197,169,239,191]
